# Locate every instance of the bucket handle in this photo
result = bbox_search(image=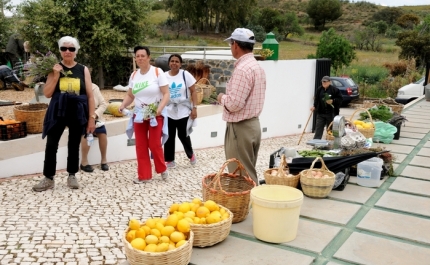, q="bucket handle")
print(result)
[206,158,254,191]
